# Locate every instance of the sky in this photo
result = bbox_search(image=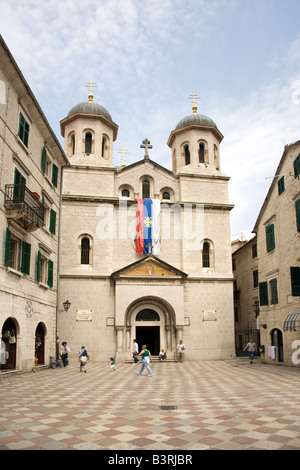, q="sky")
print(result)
[1,0,300,240]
